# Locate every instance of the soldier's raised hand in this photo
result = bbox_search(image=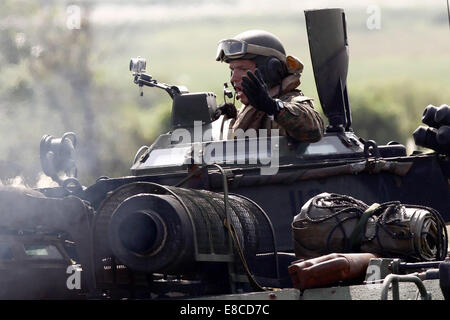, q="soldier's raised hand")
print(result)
[241,69,281,116]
